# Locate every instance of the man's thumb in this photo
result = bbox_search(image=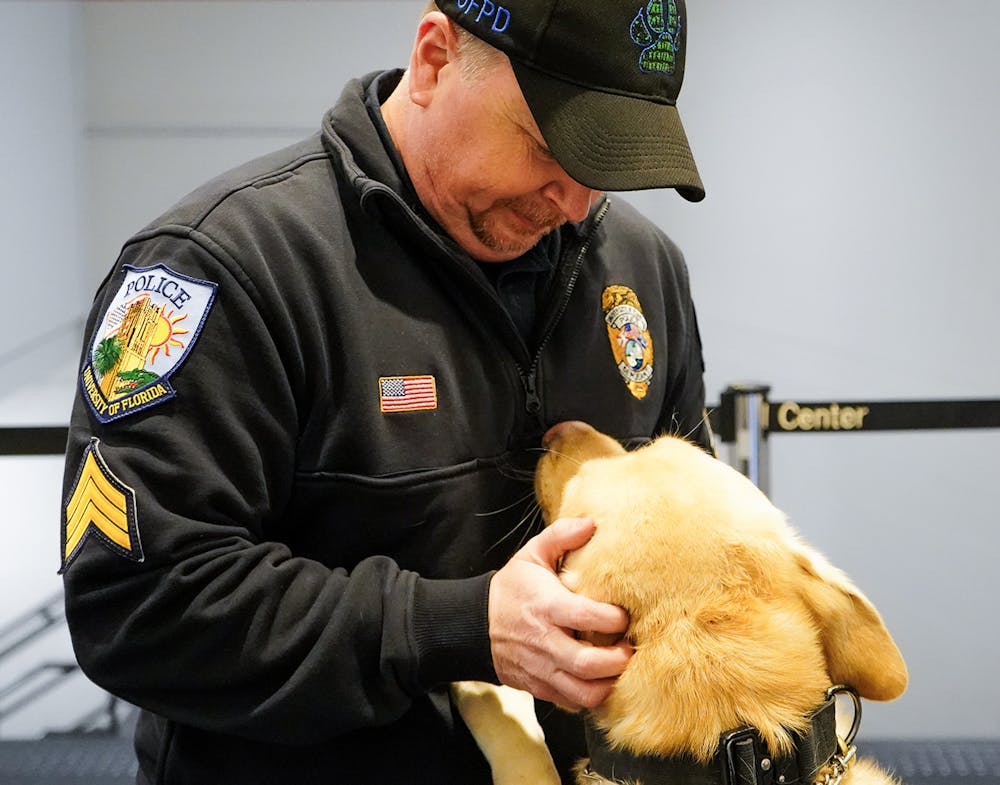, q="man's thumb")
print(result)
[528,516,595,565]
